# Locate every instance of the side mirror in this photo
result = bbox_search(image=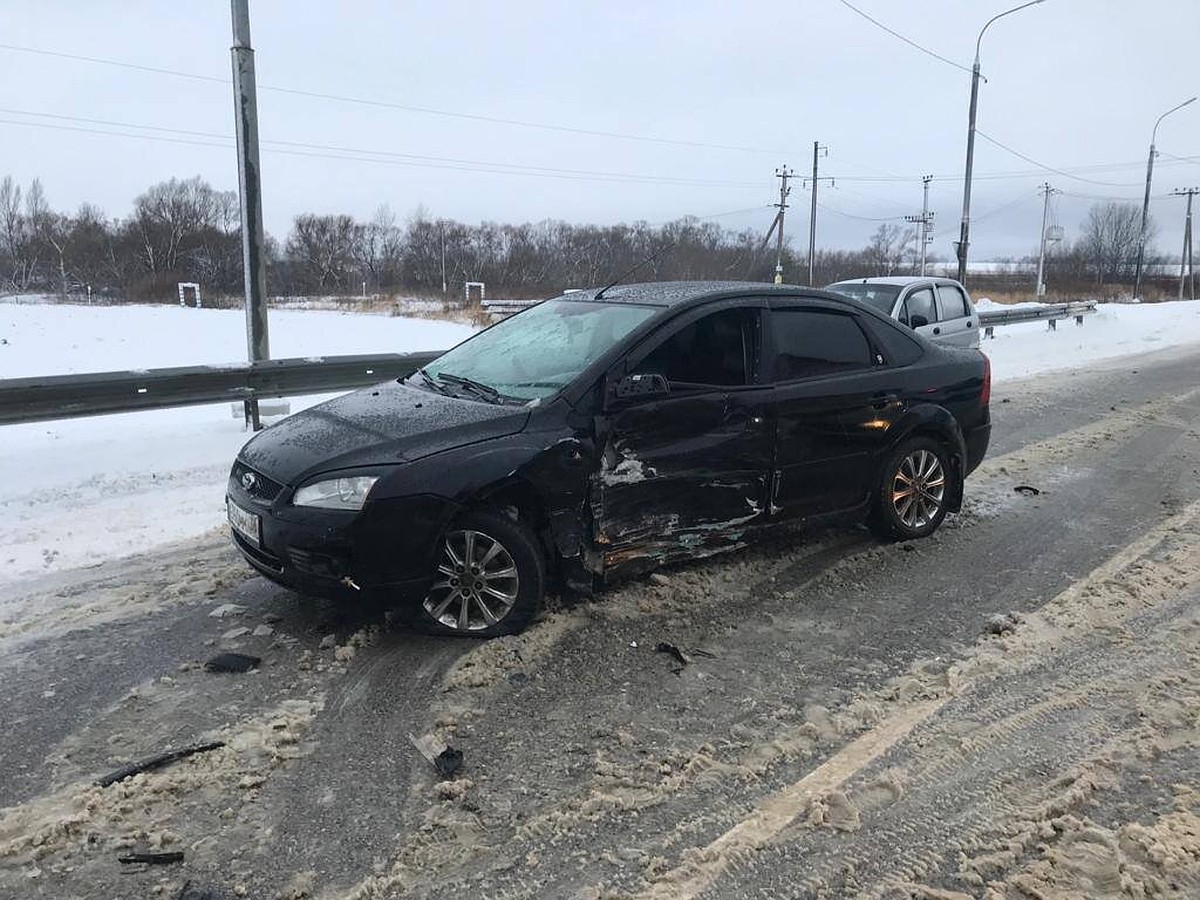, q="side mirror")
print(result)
[909,314,929,329]
[614,373,670,399]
